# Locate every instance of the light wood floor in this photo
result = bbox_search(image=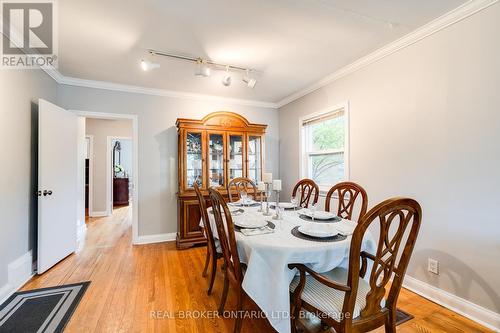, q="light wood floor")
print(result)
[22,207,493,333]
